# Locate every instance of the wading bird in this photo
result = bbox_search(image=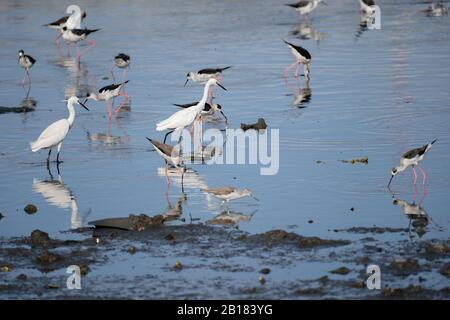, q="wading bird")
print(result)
[61,26,100,60]
[85,81,130,117]
[146,138,186,188]
[157,78,227,143]
[286,0,327,18]
[111,53,130,83]
[283,39,311,78]
[44,5,86,44]
[185,66,231,86]
[388,139,437,188]
[30,96,89,166]
[18,50,36,85]
[201,187,259,203]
